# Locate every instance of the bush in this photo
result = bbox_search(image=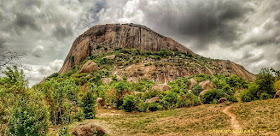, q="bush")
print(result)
[260,93,271,100]
[162,92,178,109]
[122,95,136,112]
[148,102,162,111]
[137,102,148,112]
[240,90,253,102]
[226,95,238,103]
[81,90,96,119]
[201,89,225,104]
[192,84,203,96]
[8,96,49,136]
